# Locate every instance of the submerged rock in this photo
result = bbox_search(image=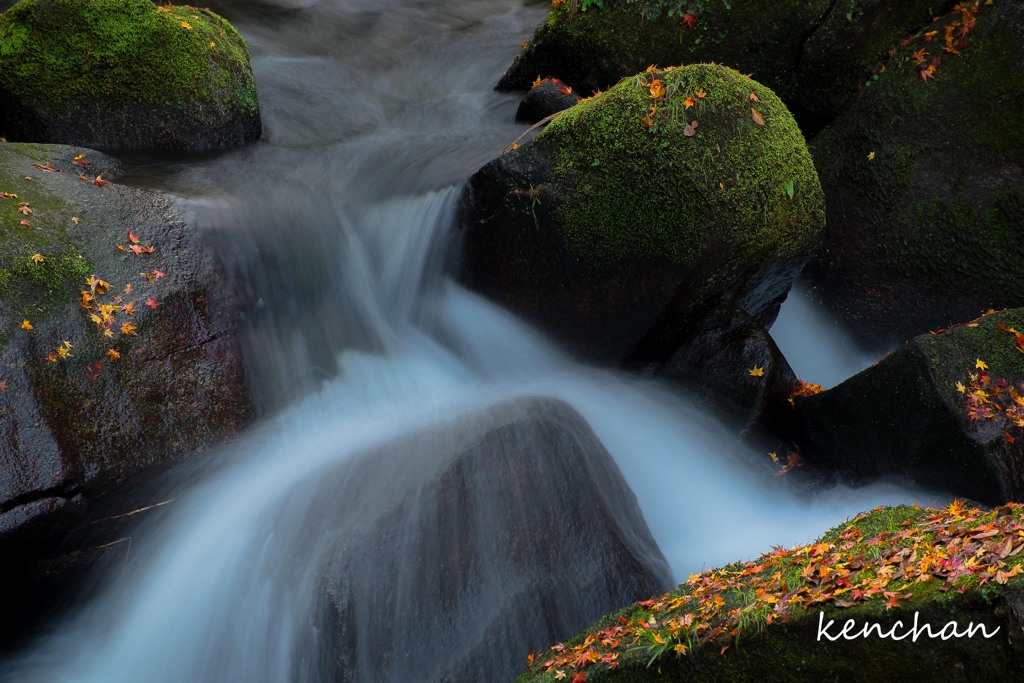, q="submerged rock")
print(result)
[794,309,1024,505]
[516,503,1024,683]
[0,0,261,150]
[0,142,253,638]
[318,396,672,683]
[459,63,824,364]
[658,305,797,437]
[804,1,1024,347]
